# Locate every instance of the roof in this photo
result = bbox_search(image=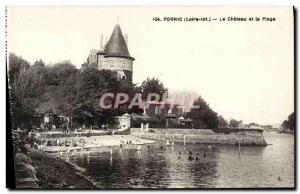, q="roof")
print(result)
[131,113,150,120]
[104,24,134,60]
